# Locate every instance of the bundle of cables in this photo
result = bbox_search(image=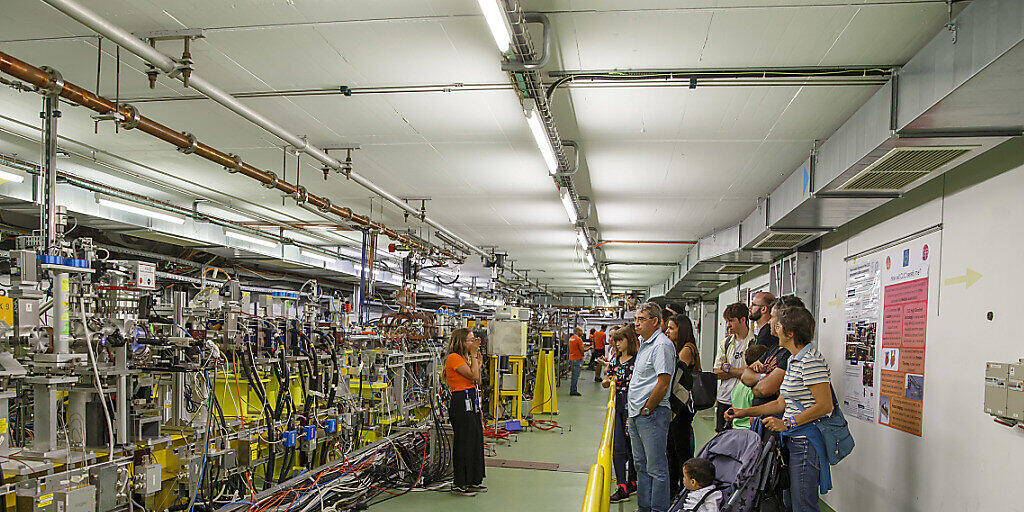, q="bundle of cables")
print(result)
[223,431,443,512]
